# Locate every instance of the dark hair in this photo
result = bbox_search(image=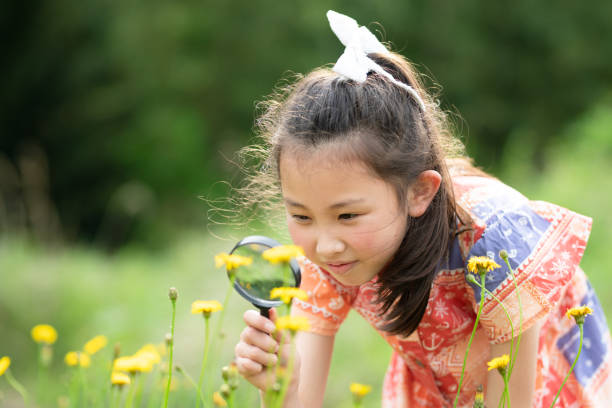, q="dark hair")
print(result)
[232,52,479,336]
